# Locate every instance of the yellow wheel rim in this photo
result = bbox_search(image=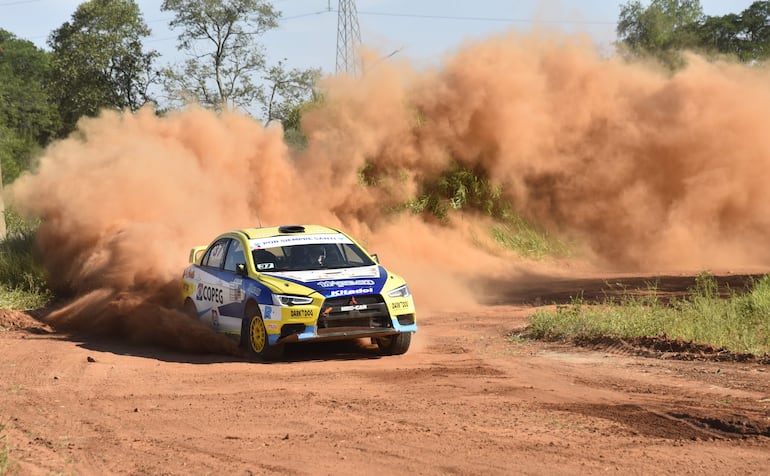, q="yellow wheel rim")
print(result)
[250,316,266,353]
